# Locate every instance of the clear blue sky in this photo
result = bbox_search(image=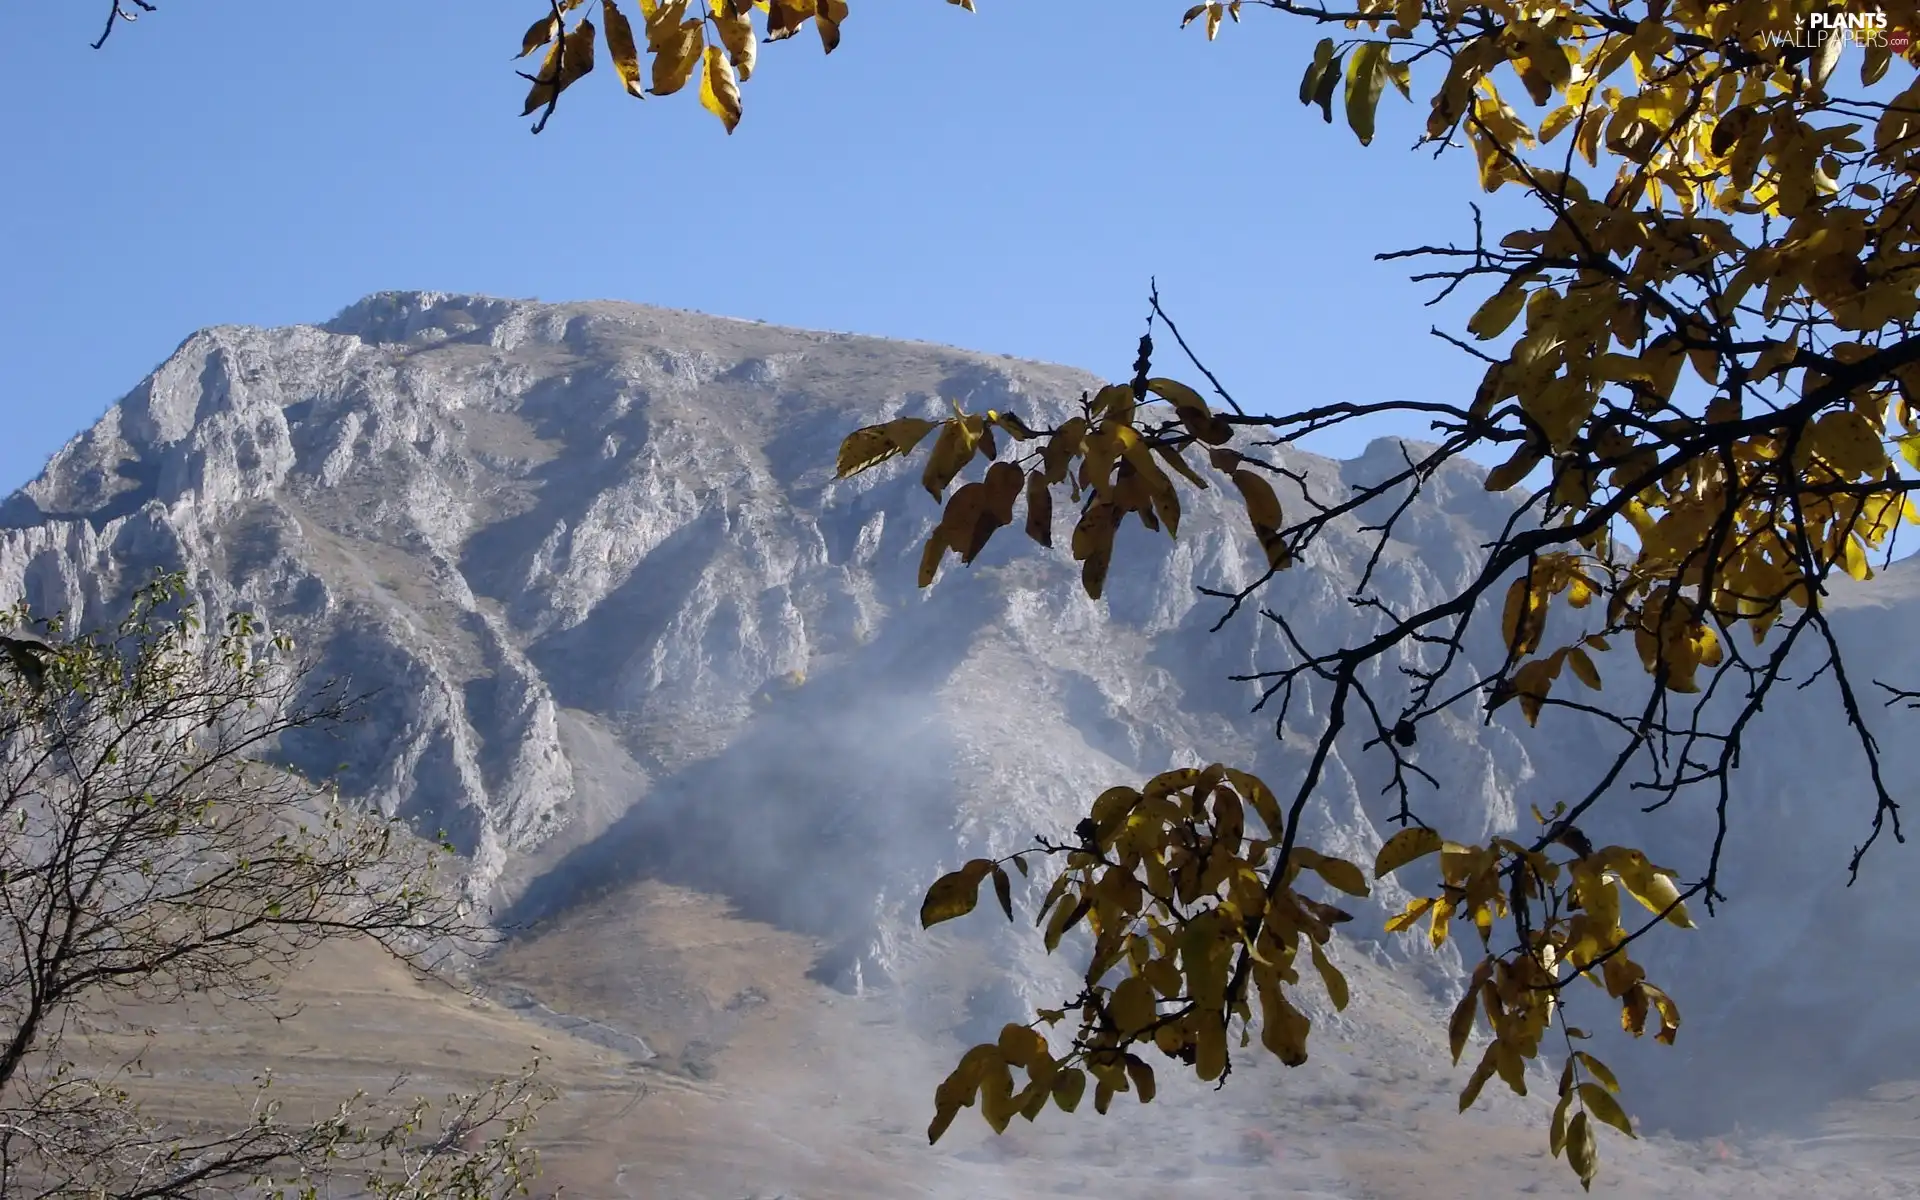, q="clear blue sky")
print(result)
[0,1,1514,494]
